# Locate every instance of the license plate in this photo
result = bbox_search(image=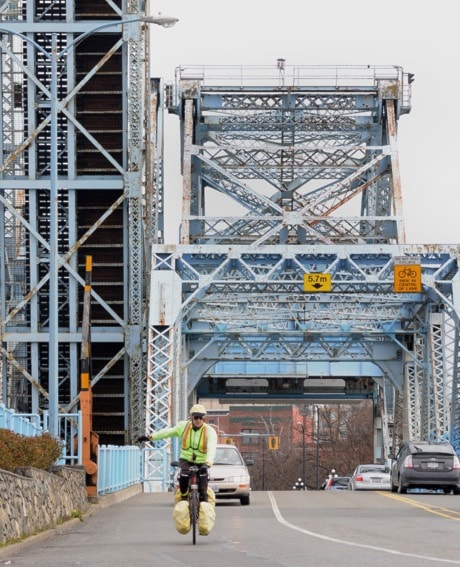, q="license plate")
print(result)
[427,462,438,468]
[371,478,382,483]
